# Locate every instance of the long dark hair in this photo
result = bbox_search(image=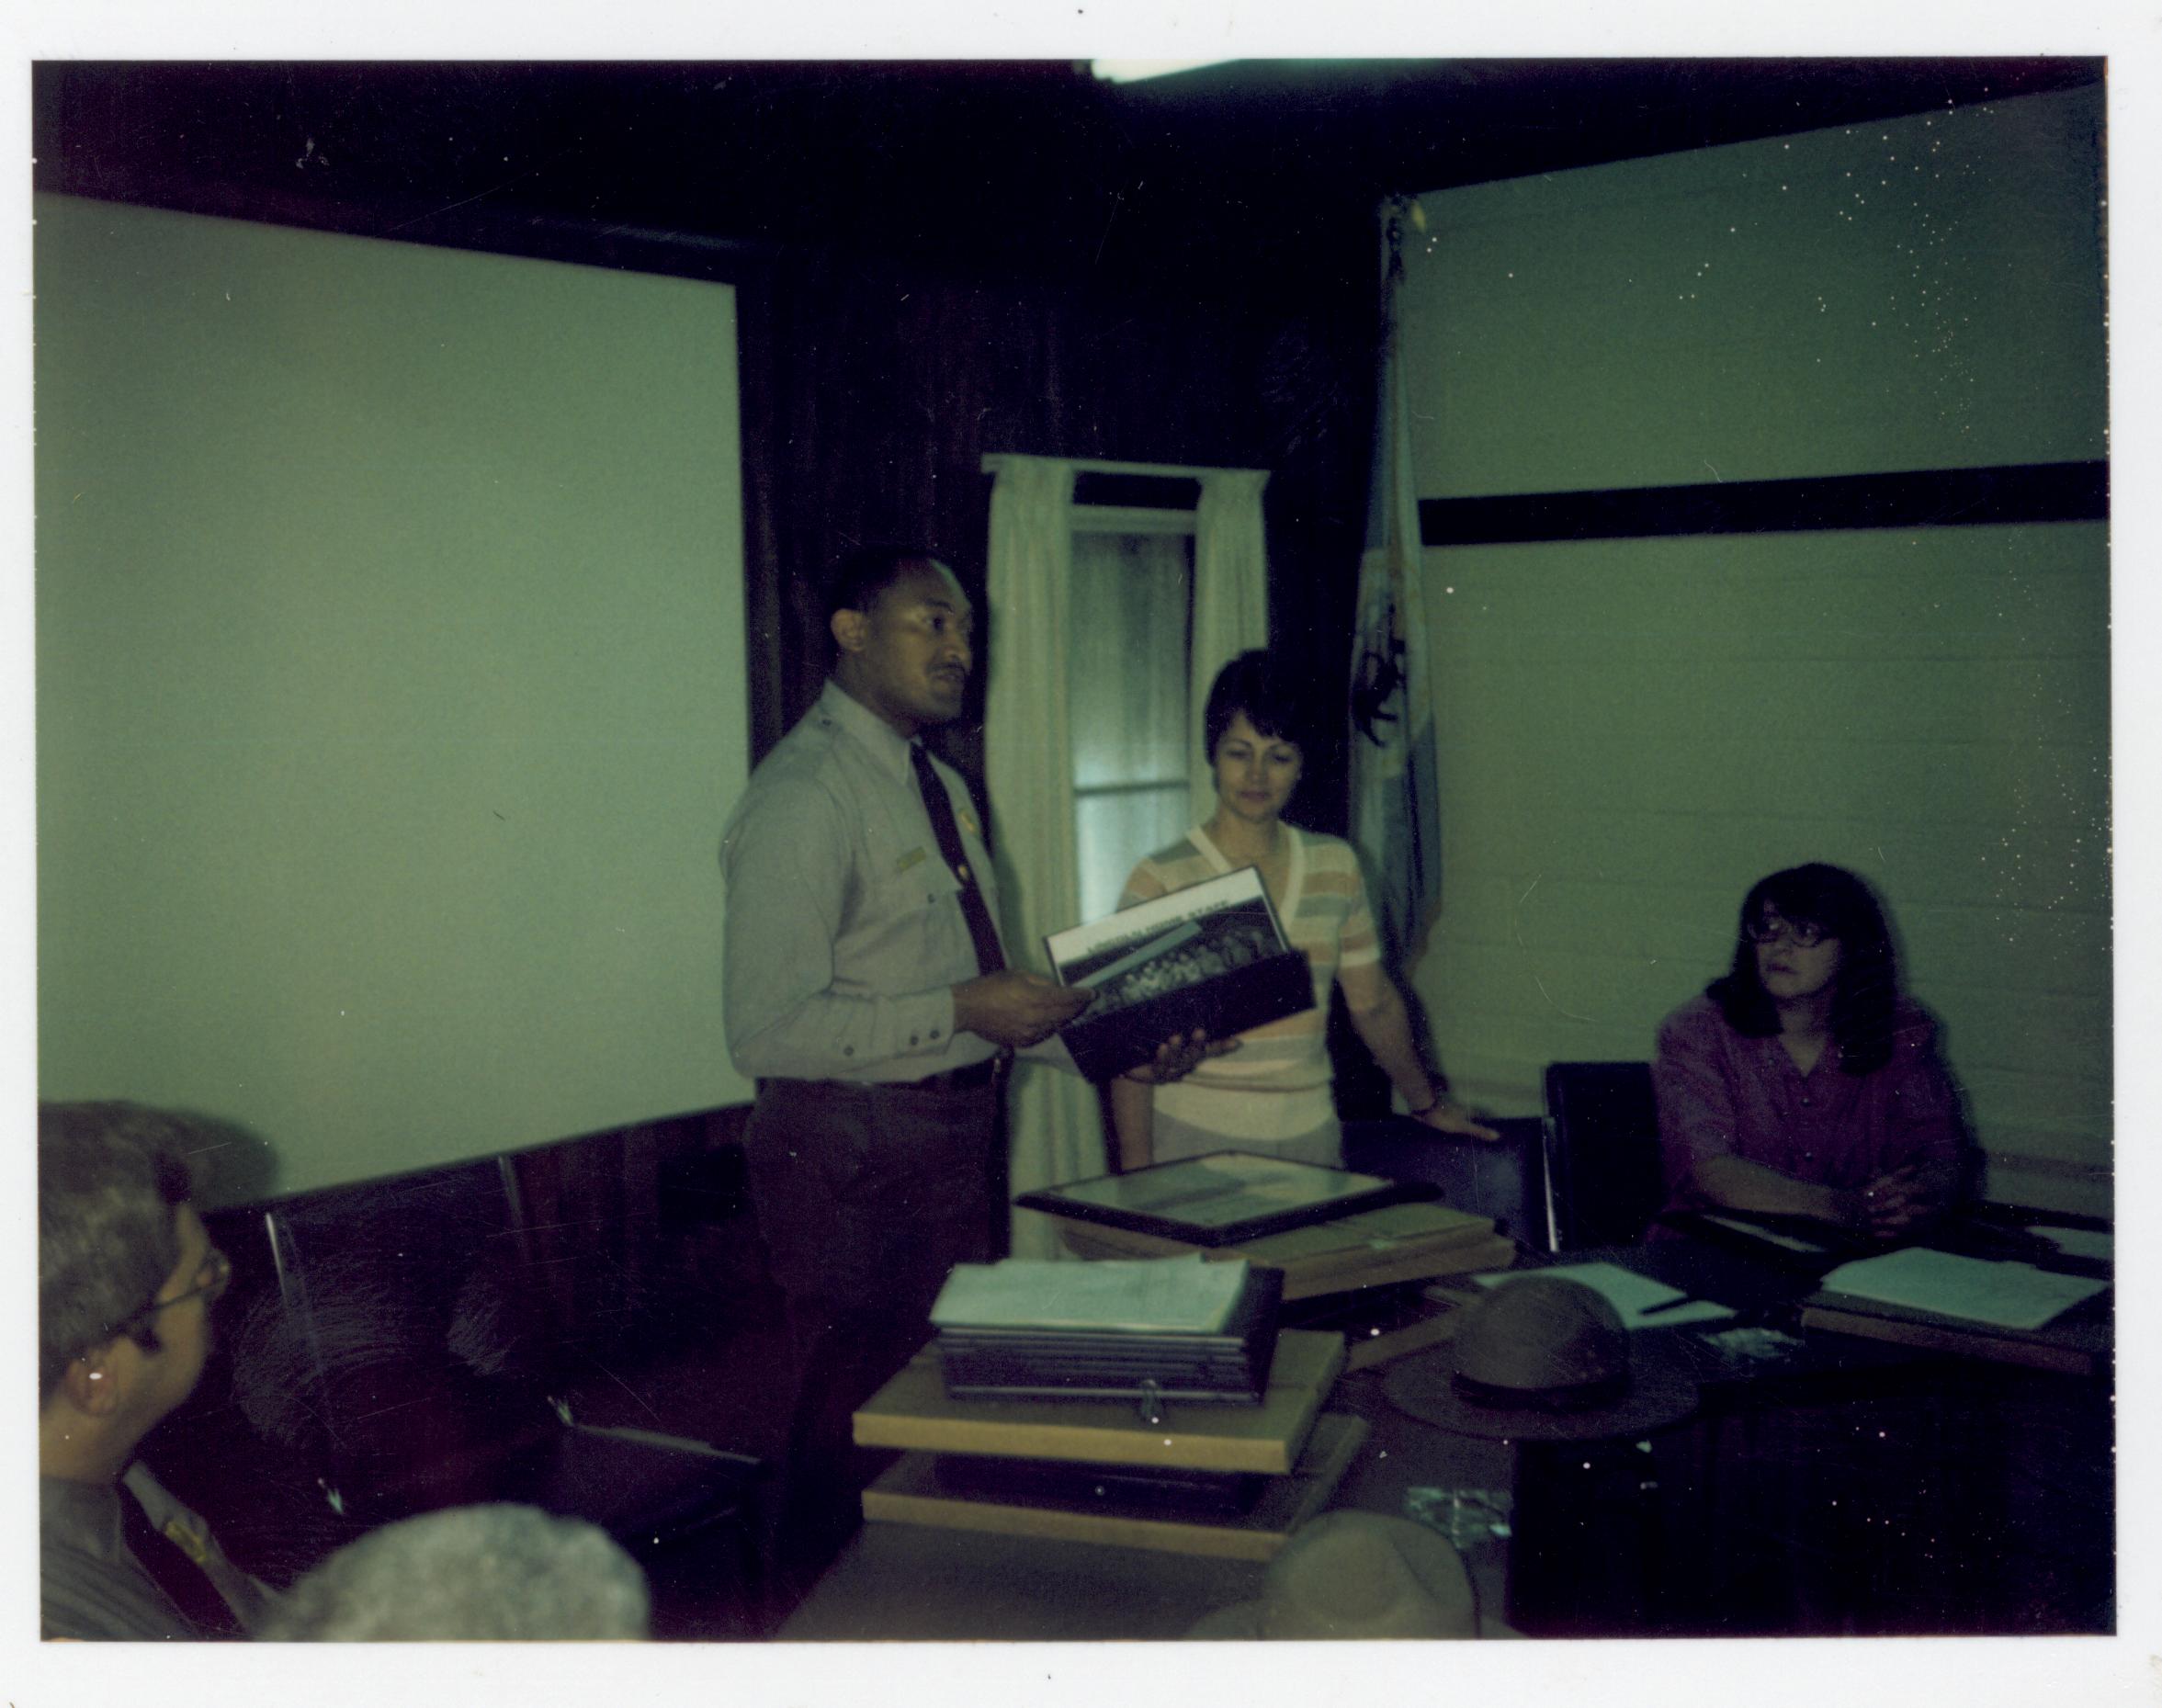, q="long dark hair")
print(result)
[1707,863,1899,1075]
